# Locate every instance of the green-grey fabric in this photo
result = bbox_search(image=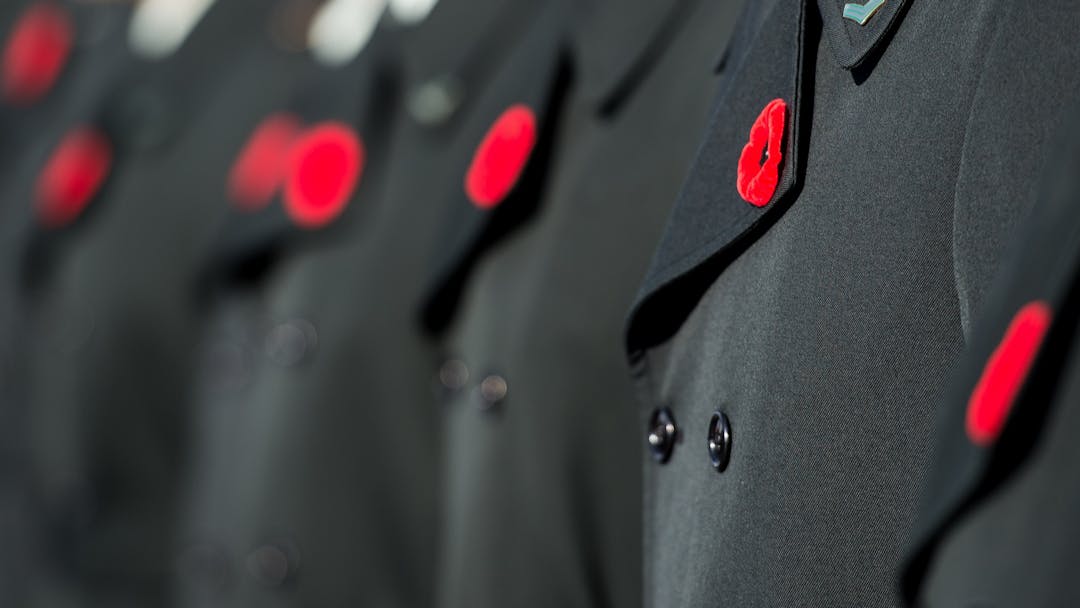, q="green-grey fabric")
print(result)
[20,4,313,604]
[426,1,743,606]
[625,0,1080,605]
[173,1,541,606]
[919,157,1080,608]
[0,5,134,606]
[903,102,1080,607]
